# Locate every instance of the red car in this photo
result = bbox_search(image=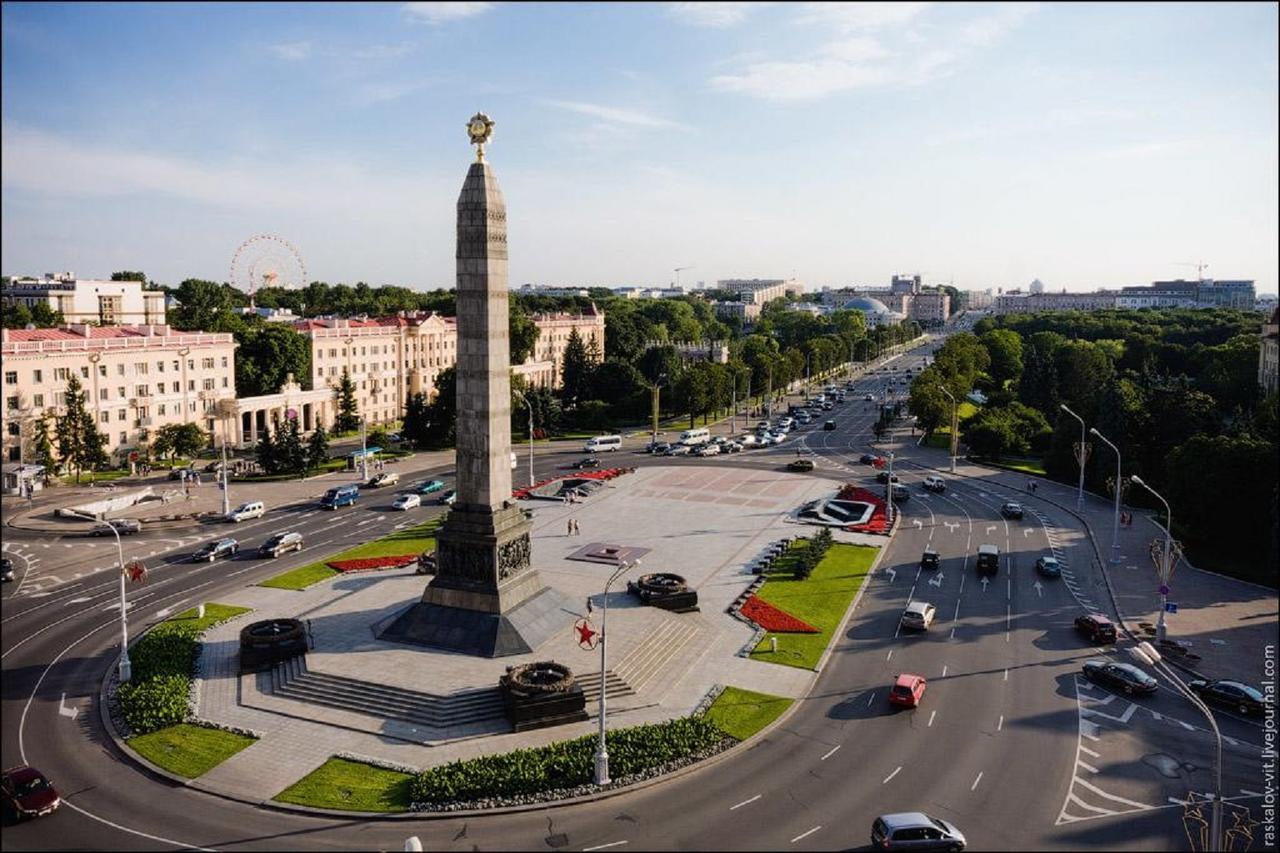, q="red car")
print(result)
[2,765,61,819]
[889,674,927,708]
